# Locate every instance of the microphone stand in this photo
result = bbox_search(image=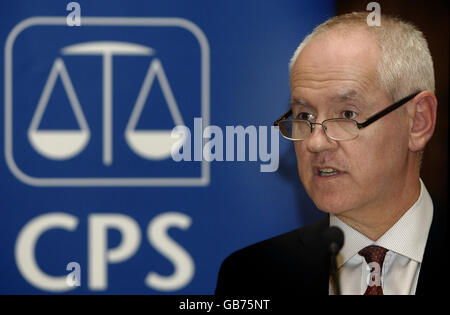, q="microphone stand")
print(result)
[324,226,344,295]
[330,243,341,295]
